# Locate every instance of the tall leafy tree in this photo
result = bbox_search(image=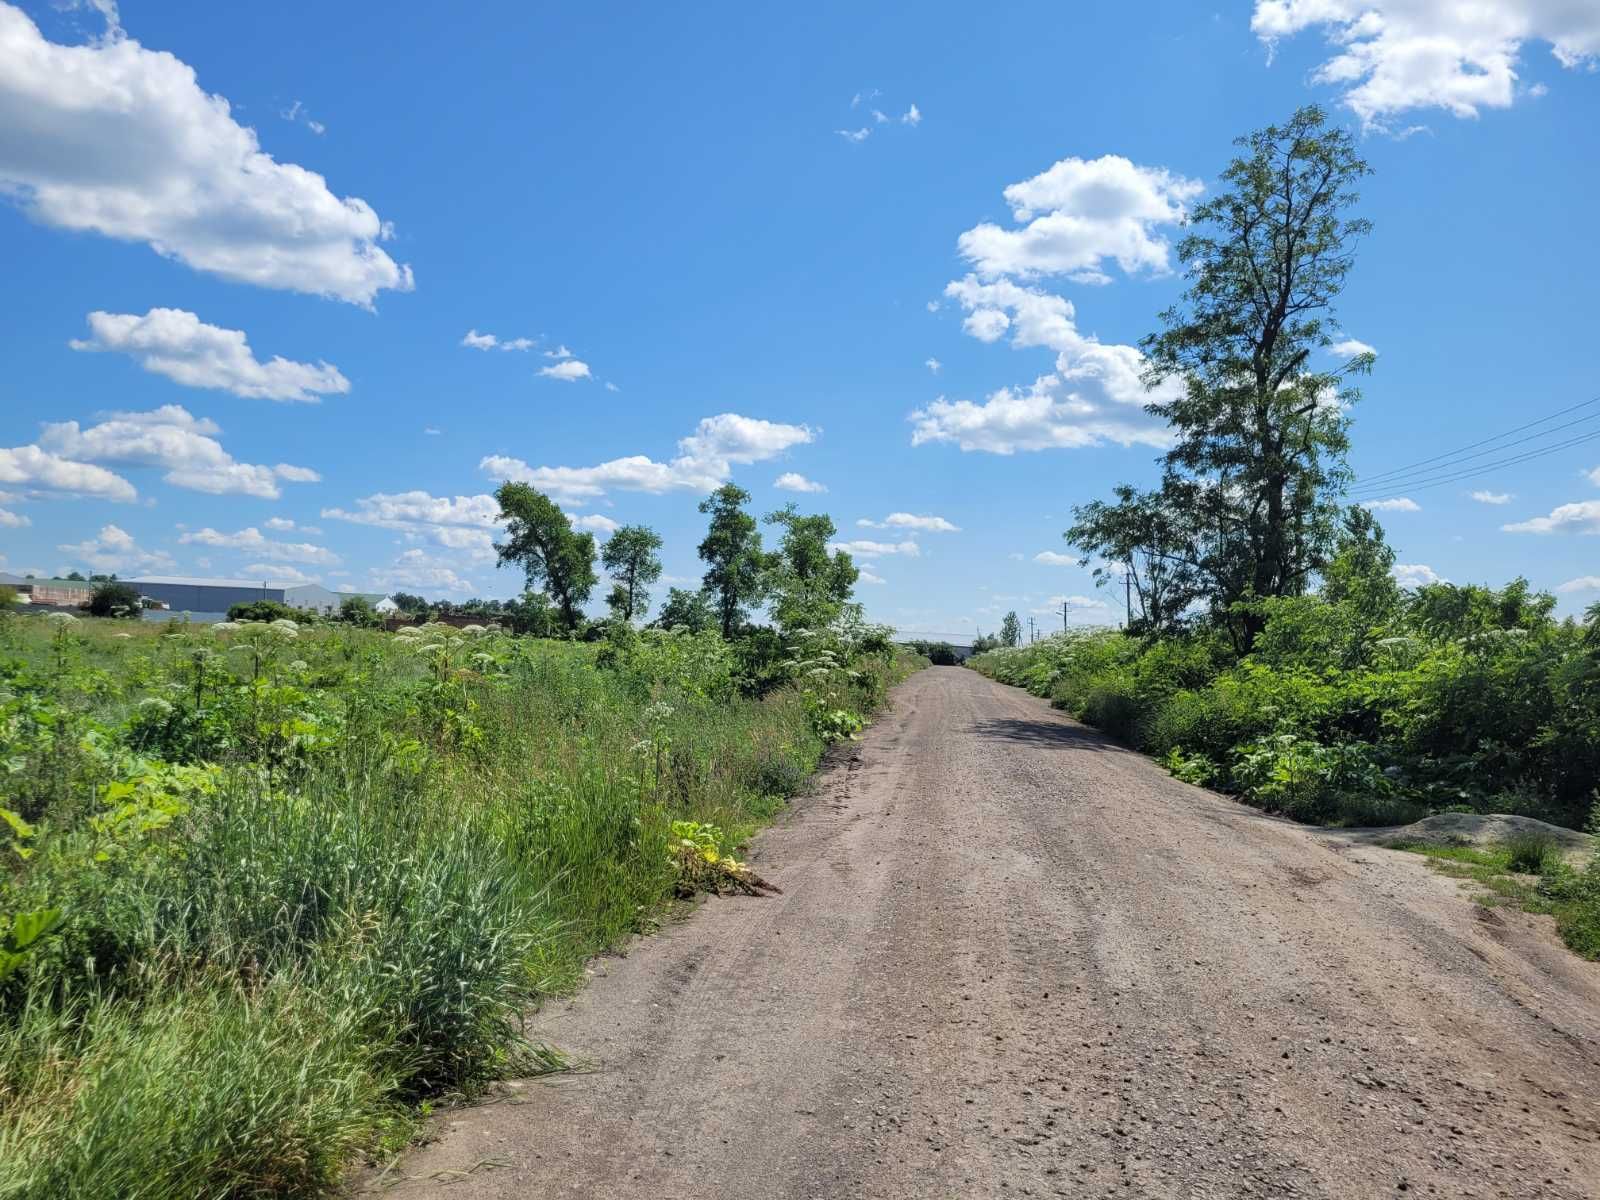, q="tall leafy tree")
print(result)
[999,611,1022,647]
[600,524,664,623]
[1066,484,1206,635]
[698,484,768,637]
[492,482,597,632]
[1138,104,1372,649]
[762,504,857,634]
